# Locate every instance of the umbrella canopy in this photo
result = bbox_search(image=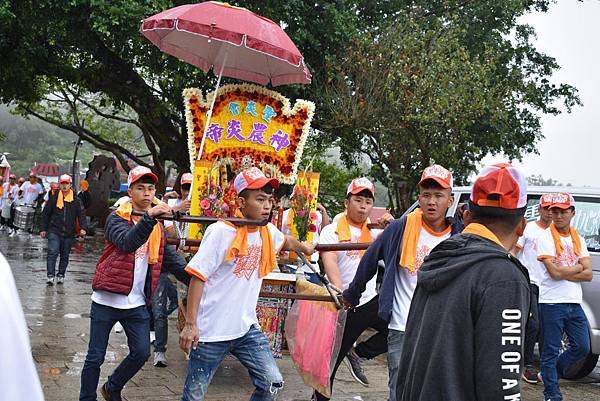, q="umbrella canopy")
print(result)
[141,1,311,86]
